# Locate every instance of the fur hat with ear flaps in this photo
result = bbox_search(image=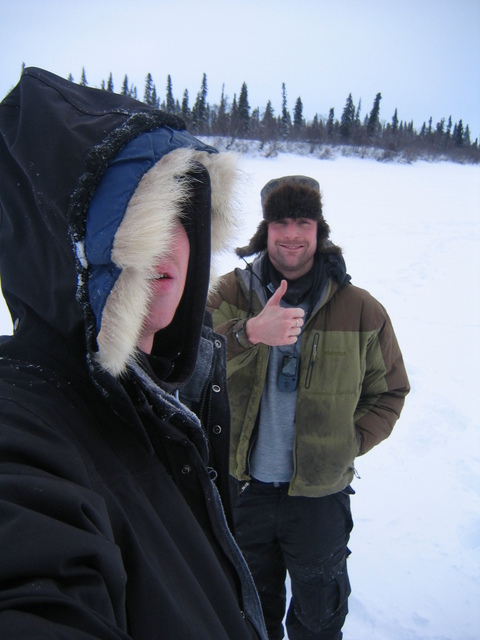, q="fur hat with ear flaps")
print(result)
[236,175,334,258]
